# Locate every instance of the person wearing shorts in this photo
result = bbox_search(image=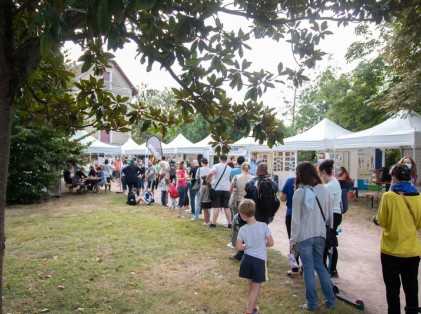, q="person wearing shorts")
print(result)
[236,199,274,314]
[206,155,232,228]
